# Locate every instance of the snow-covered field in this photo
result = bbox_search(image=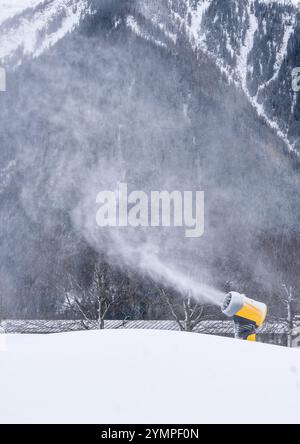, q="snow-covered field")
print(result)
[0,330,300,424]
[0,334,6,352]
